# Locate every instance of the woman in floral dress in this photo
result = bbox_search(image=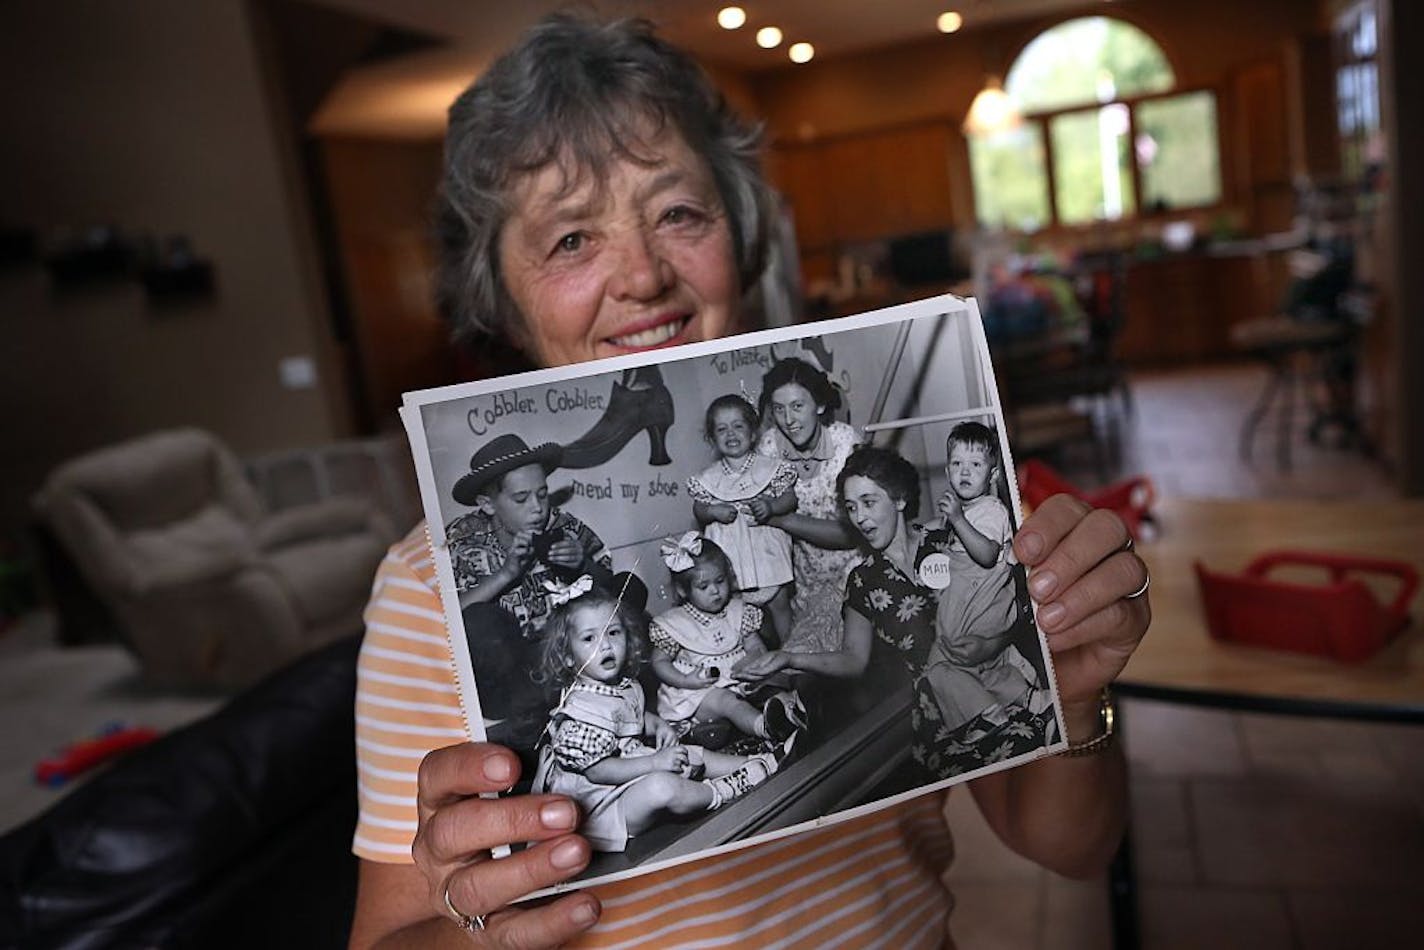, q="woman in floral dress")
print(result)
[736,445,1053,780]
[755,357,860,654]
